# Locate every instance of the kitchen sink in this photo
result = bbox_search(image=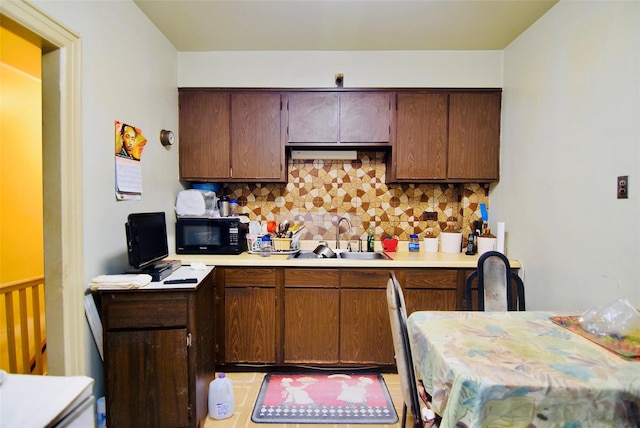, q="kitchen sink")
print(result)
[288,250,391,260]
[338,251,391,260]
[288,251,324,259]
